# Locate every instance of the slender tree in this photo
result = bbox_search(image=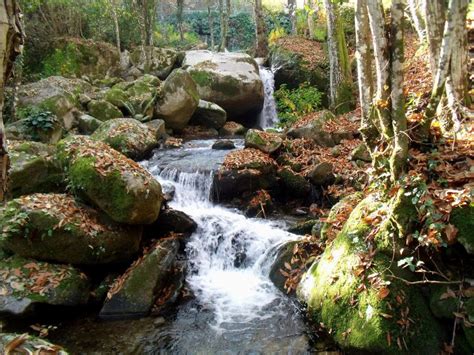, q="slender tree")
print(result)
[306,0,317,39]
[219,0,230,51]
[288,0,296,35]
[110,0,122,56]
[407,0,425,43]
[254,0,268,58]
[324,0,341,110]
[133,0,159,71]
[177,0,185,42]
[0,0,24,201]
[207,0,215,49]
